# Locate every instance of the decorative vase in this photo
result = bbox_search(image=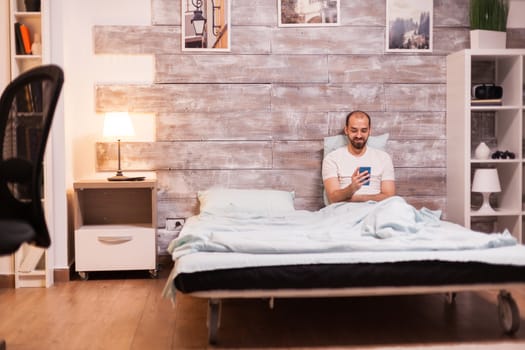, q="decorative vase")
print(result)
[470,30,507,49]
[31,33,42,55]
[475,142,491,160]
